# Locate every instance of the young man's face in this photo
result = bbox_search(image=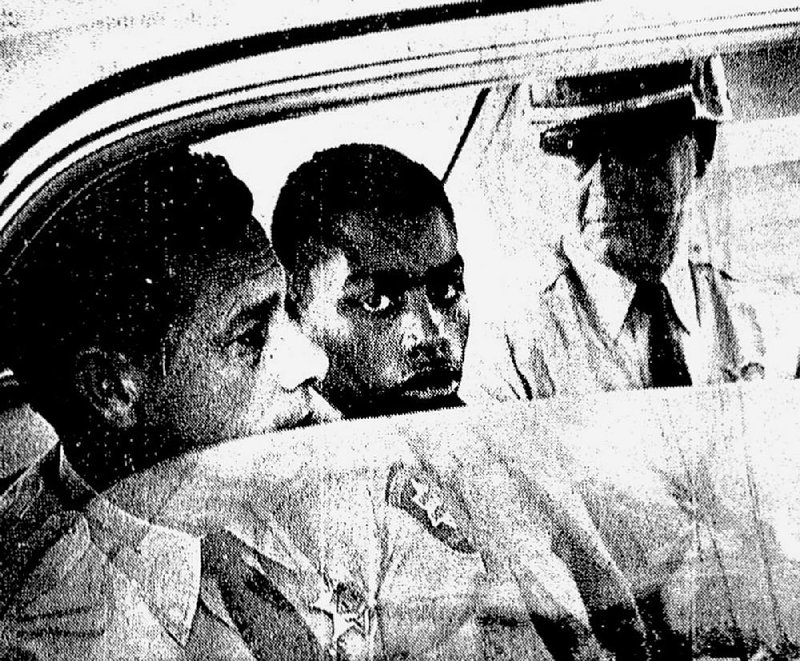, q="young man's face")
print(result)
[148,240,337,448]
[295,208,469,419]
